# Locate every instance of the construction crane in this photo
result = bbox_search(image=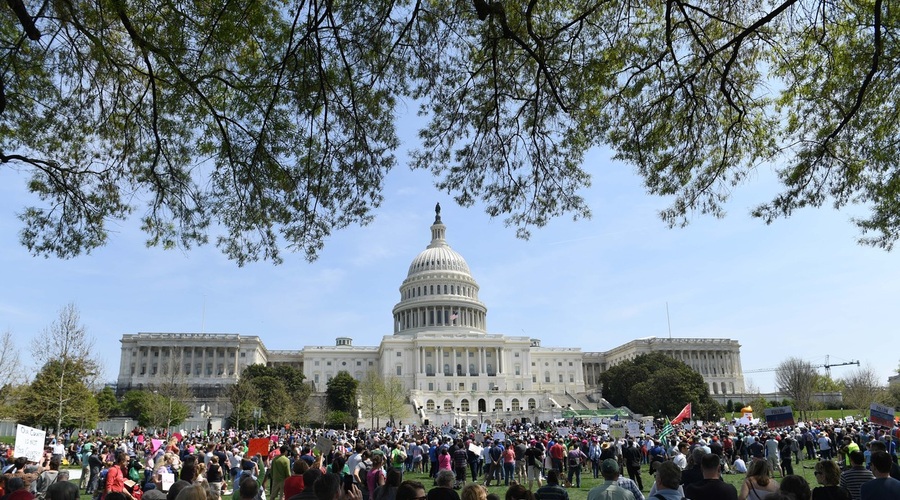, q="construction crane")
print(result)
[745,355,860,378]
